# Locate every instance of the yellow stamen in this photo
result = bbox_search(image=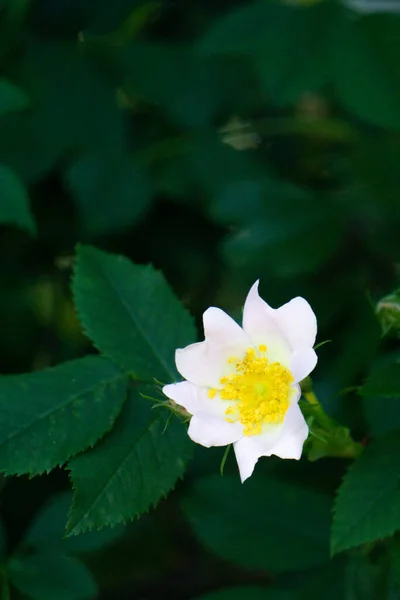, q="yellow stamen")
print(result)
[258,344,267,353]
[208,388,217,398]
[221,348,293,436]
